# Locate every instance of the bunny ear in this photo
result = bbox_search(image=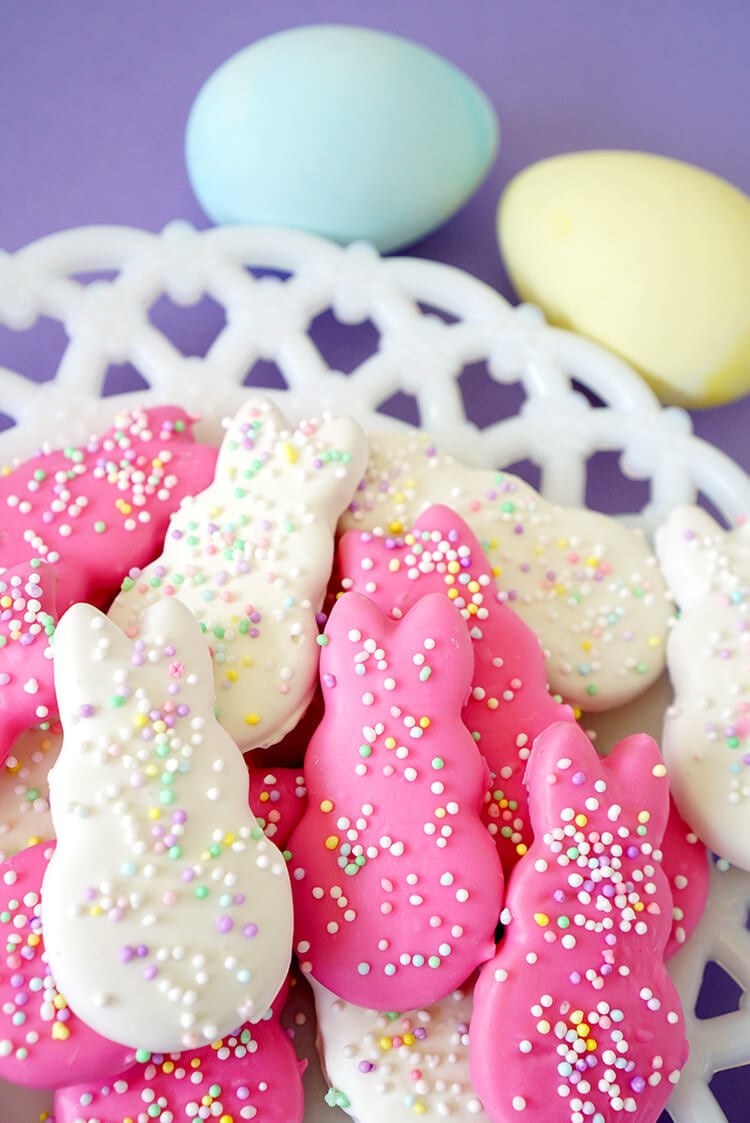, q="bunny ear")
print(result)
[654,504,728,605]
[214,396,287,477]
[53,601,129,710]
[395,591,474,706]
